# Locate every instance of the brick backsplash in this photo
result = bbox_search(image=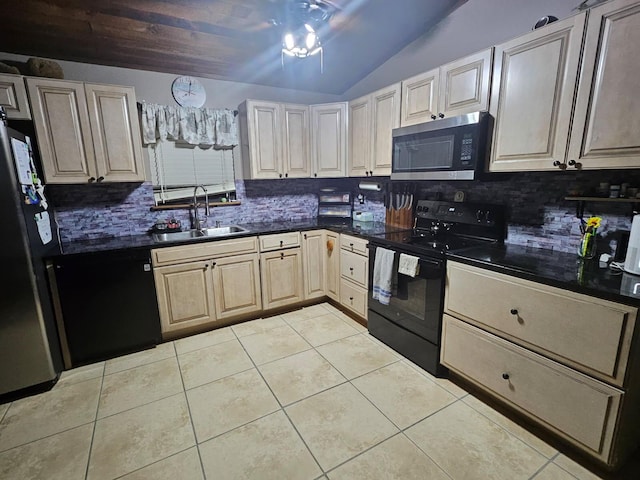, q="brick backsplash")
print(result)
[49,169,640,255]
